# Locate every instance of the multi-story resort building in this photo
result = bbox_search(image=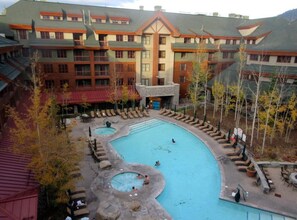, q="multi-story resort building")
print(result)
[0,0,297,218]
